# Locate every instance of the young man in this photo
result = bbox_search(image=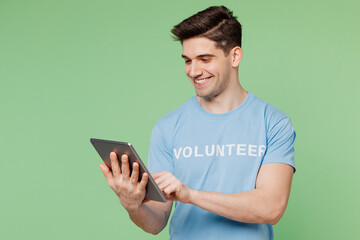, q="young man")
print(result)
[100,6,296,240]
